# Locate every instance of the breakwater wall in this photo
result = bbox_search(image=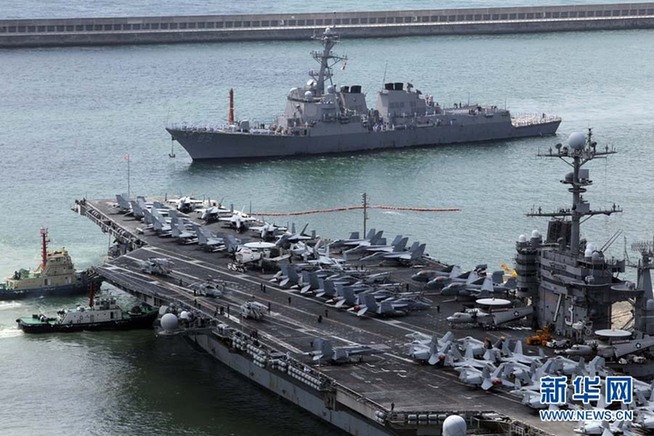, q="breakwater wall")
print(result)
[1,3,654,48]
